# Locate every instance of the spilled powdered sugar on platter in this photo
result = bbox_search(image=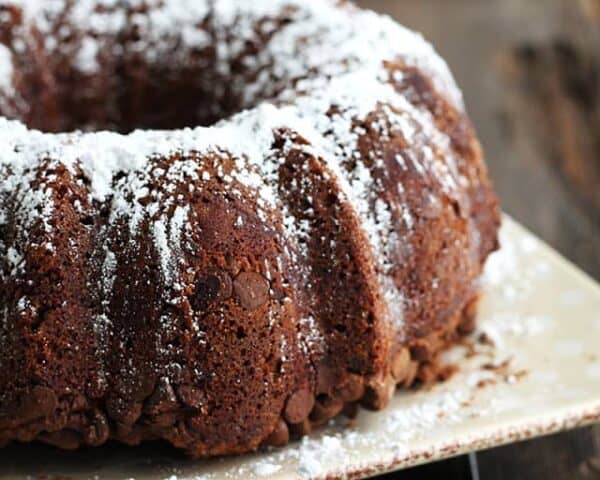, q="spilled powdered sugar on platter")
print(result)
[0,215,599,480]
